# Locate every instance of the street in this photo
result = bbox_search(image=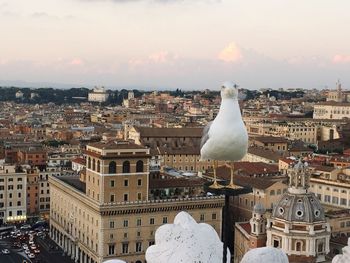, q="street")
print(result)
[0,230,75,263]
